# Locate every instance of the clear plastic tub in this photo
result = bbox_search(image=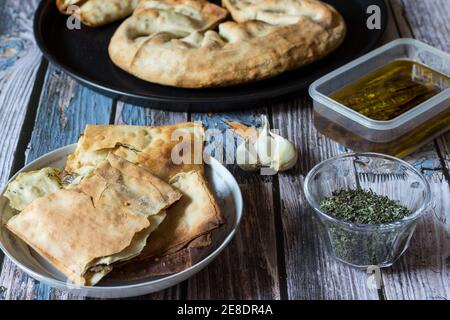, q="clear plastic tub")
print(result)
[309,38,450,157]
